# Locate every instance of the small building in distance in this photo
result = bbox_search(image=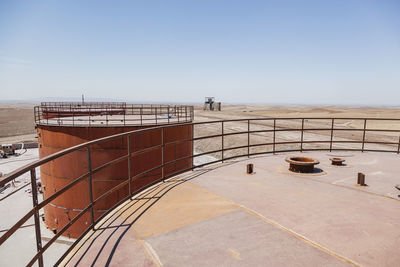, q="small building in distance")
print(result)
[203,97,221,111]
